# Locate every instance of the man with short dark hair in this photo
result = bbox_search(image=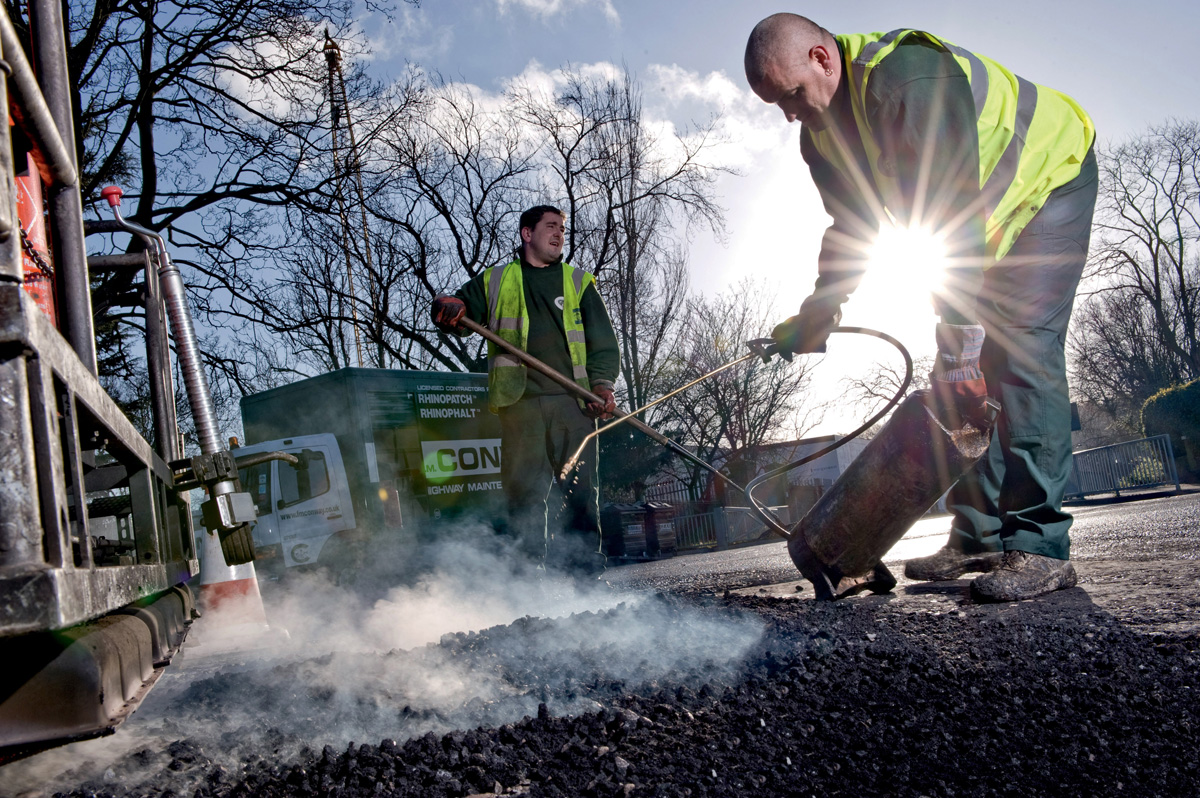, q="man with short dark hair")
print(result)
[745,13,1097,601]
[431,205,619,573]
